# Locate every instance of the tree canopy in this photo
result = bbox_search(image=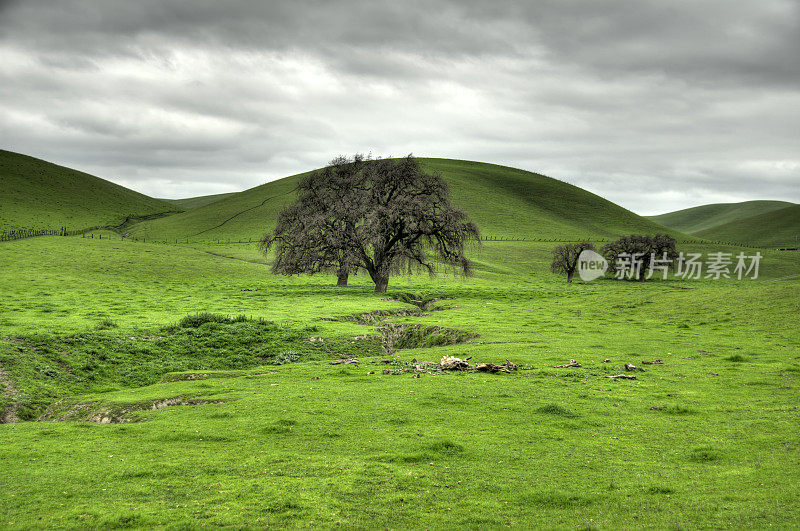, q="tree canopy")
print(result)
[260,155,480,292]
[601,234,678,281]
